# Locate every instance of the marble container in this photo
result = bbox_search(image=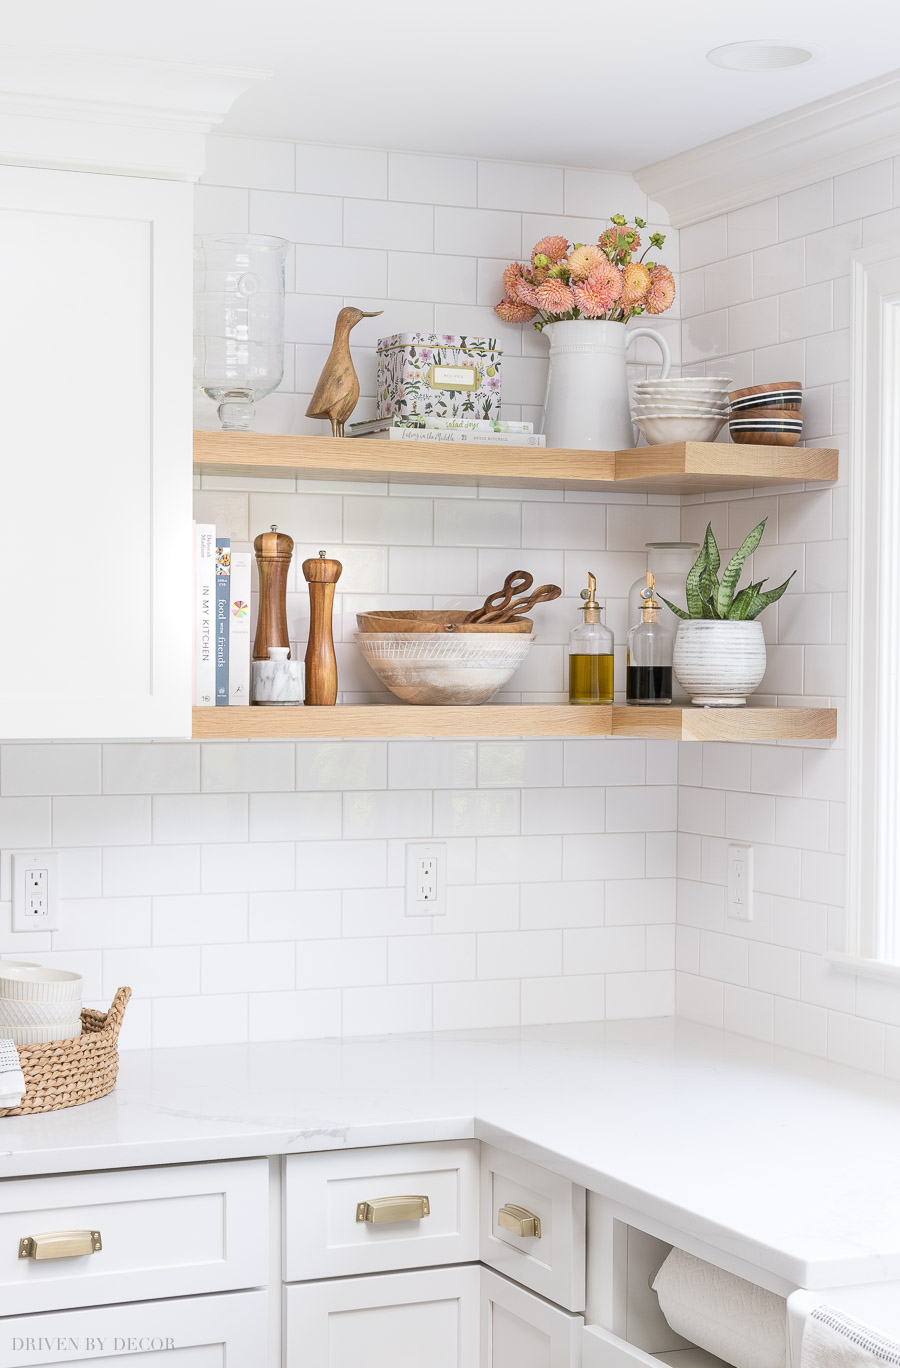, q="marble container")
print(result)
[252,647,304,705]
